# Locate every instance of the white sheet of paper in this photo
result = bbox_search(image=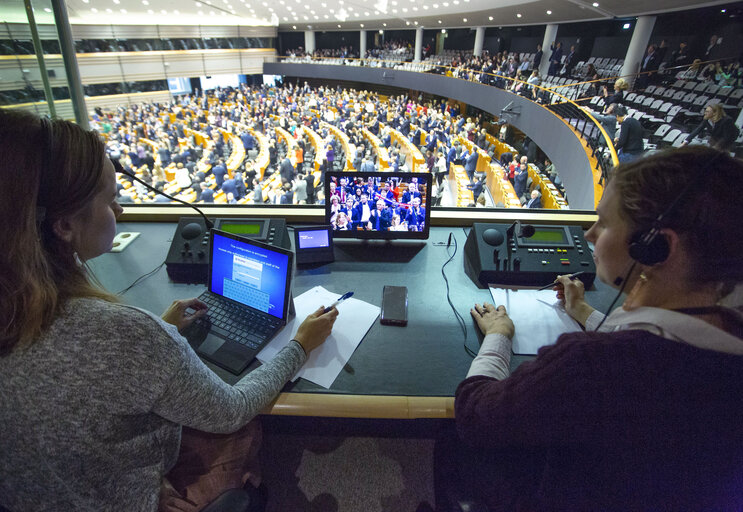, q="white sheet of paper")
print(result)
[257,286,380,388]
[489,287,583,355]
